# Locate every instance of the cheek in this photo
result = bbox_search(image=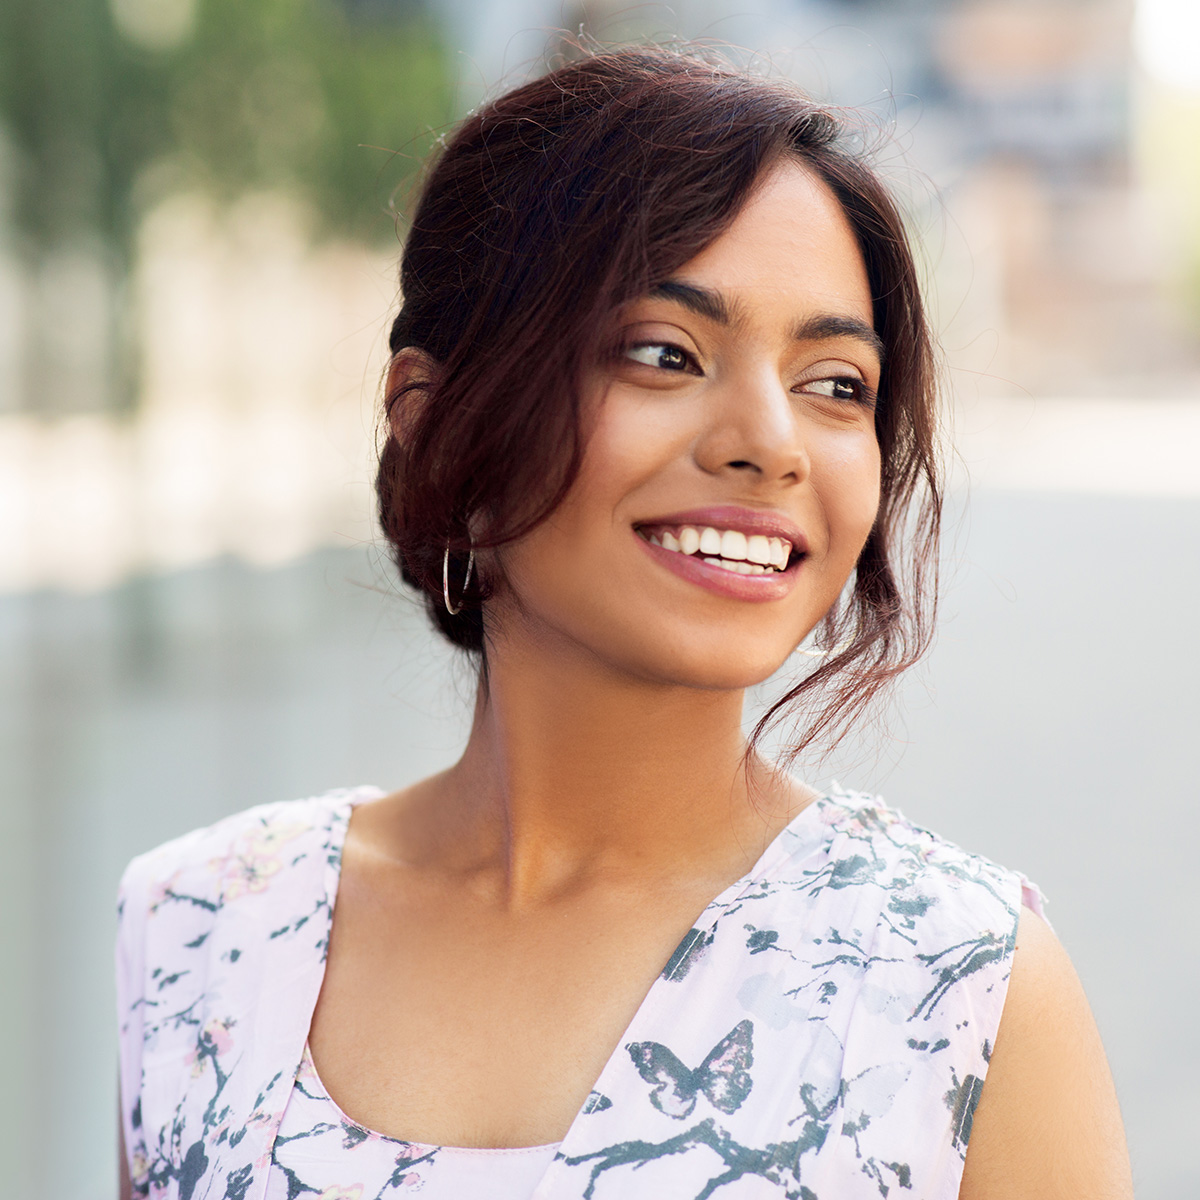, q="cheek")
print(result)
[812,431,883,559]
[493,397,666,601]
[540,388,697,552]
[580,387,693,487]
